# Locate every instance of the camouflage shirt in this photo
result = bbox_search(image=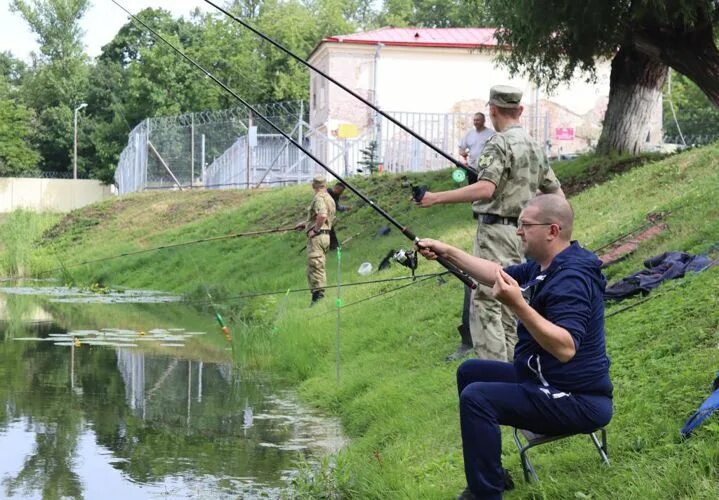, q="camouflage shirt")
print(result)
[307,190,336,230]
[473,125,560,218]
